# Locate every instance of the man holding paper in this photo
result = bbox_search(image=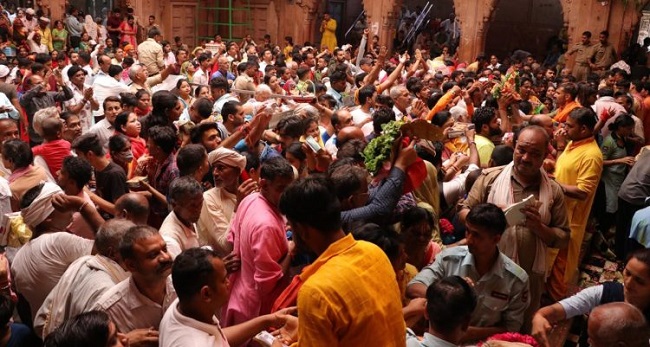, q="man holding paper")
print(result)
[459,125,570,331]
